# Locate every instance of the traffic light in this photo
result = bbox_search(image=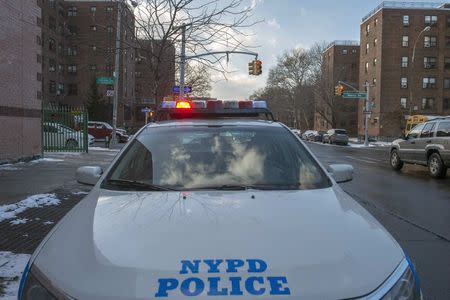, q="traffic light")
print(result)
[248,61,255,75]
[334,84,344,96]
[254,60,262,75]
